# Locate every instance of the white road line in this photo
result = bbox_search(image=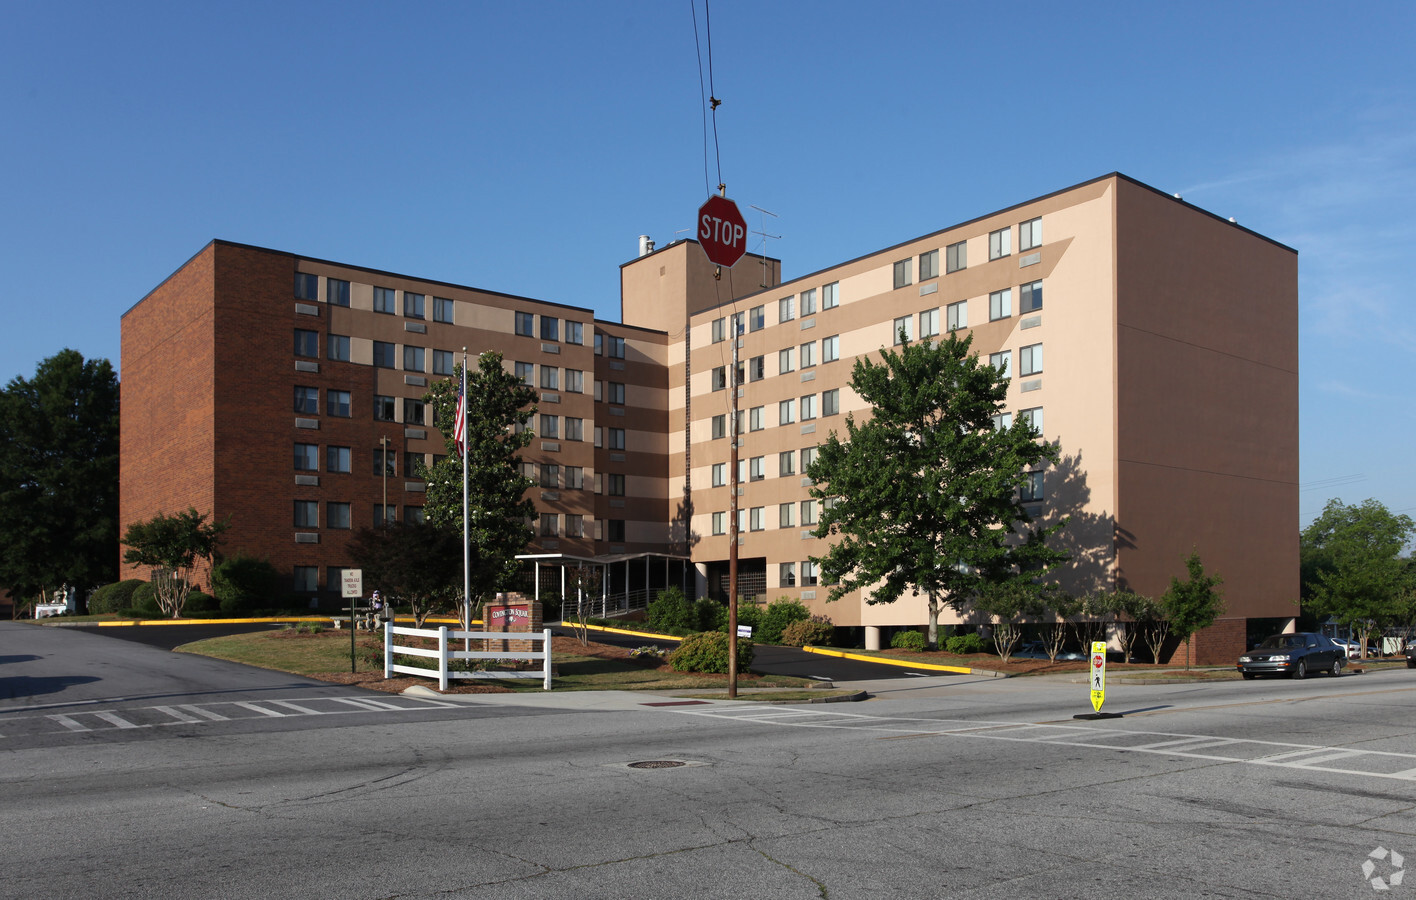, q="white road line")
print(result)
[153,705,204,724]
[48,714,90,732]
[267,700,328,716]
[178,704,229,721]
[92,711,140,729]
[1290,749,1364,767]
[232,702,287,718]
